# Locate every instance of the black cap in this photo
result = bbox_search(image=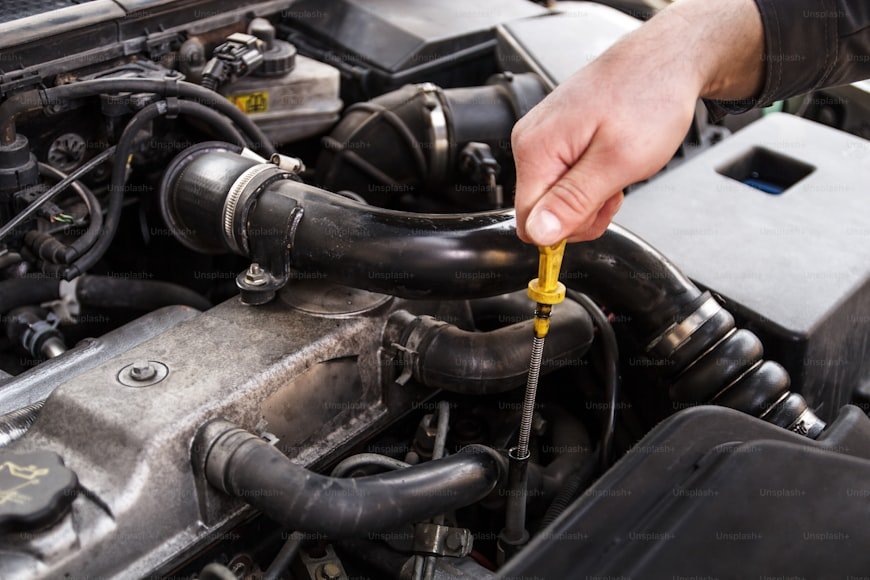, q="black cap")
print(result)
[0,450,78,534]
[248,18,296,76]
